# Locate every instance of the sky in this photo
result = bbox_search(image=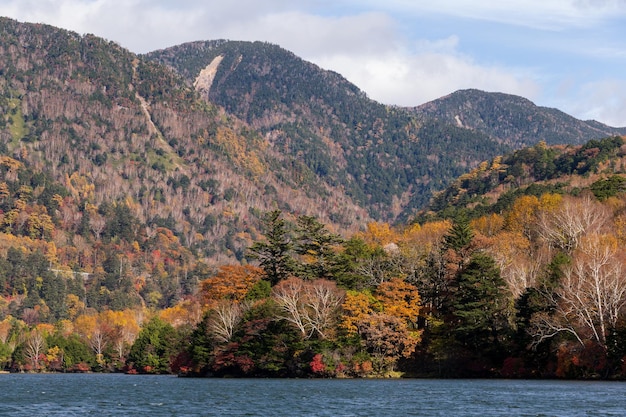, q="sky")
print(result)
[1,0,626,127]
